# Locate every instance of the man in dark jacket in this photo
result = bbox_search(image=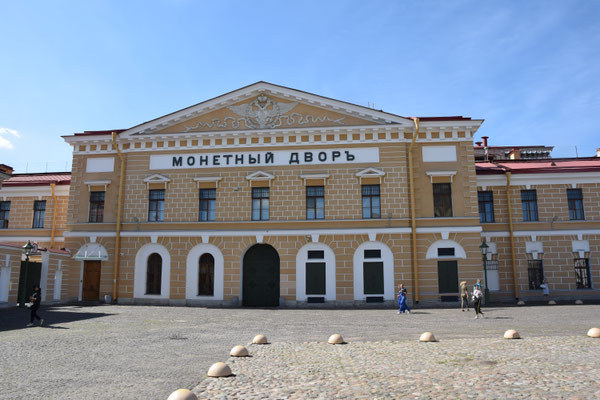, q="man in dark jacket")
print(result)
[26,284,44,327]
